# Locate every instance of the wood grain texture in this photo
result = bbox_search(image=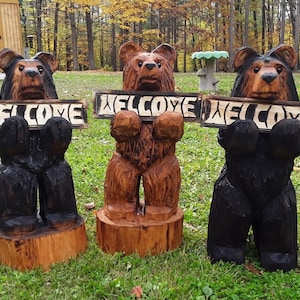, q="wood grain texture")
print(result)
[96,208,183,256]
[0,216,87,271]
